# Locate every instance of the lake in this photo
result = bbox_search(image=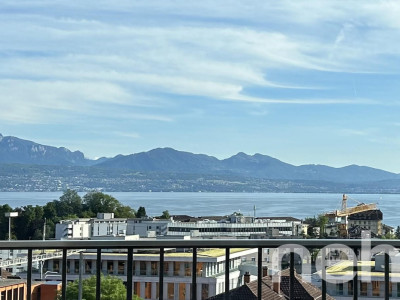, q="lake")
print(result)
[0,192,398,227]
